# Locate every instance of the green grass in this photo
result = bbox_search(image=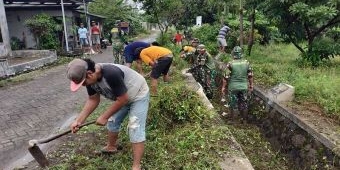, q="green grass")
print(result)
[47,63,234,169]
[246,43,340,119]
[39,34,297,170]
